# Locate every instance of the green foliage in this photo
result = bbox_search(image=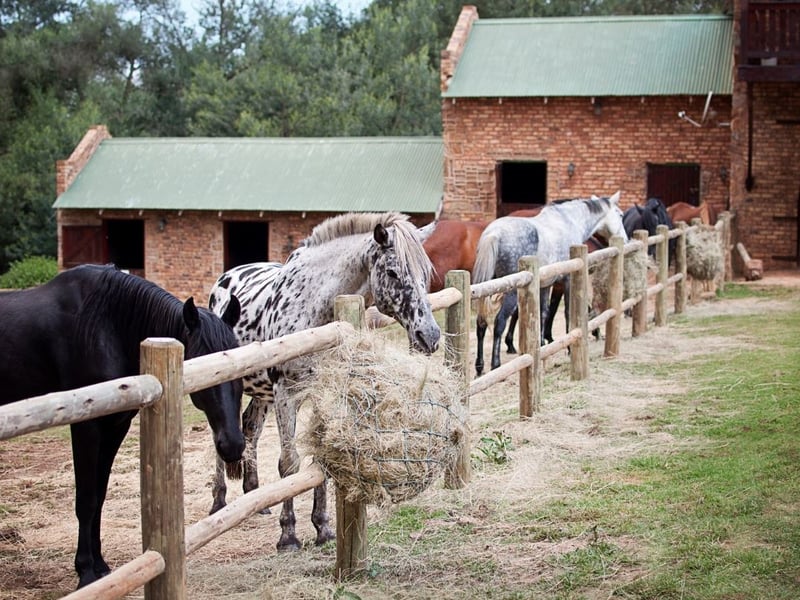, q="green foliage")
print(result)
[0,256,58,288]
[473,430,514,464]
